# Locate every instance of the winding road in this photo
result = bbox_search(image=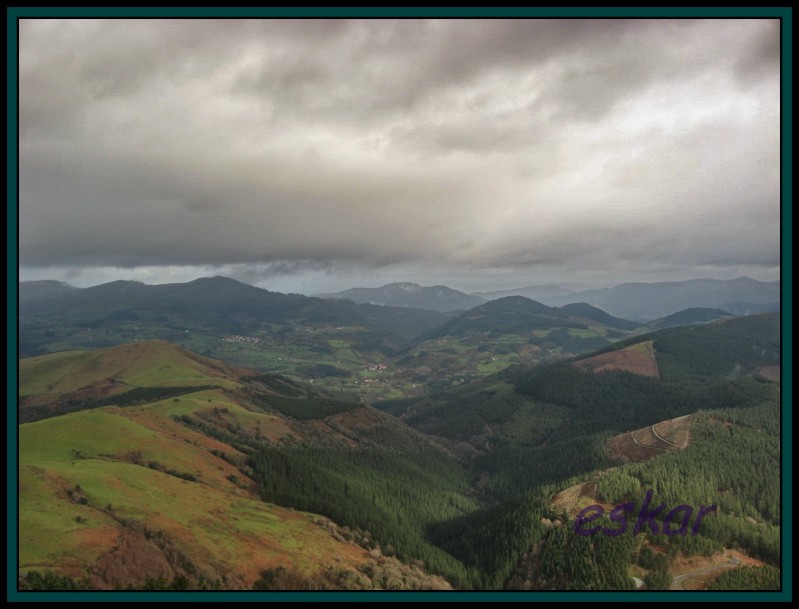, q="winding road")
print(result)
[669,557,740,590]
